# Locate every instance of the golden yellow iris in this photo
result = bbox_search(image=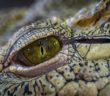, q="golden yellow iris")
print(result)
[21,36,61,65]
